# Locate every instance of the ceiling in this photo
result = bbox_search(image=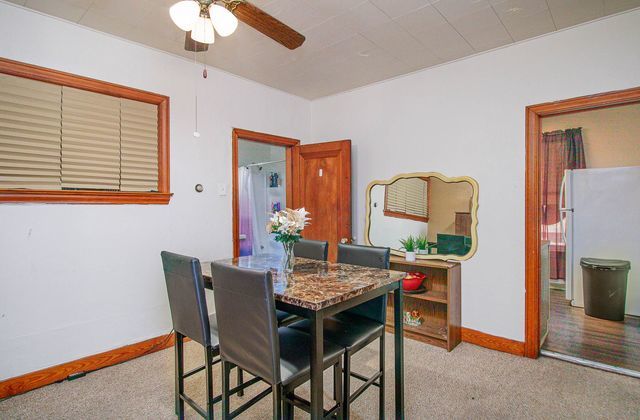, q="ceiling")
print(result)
[6,0,640,99]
